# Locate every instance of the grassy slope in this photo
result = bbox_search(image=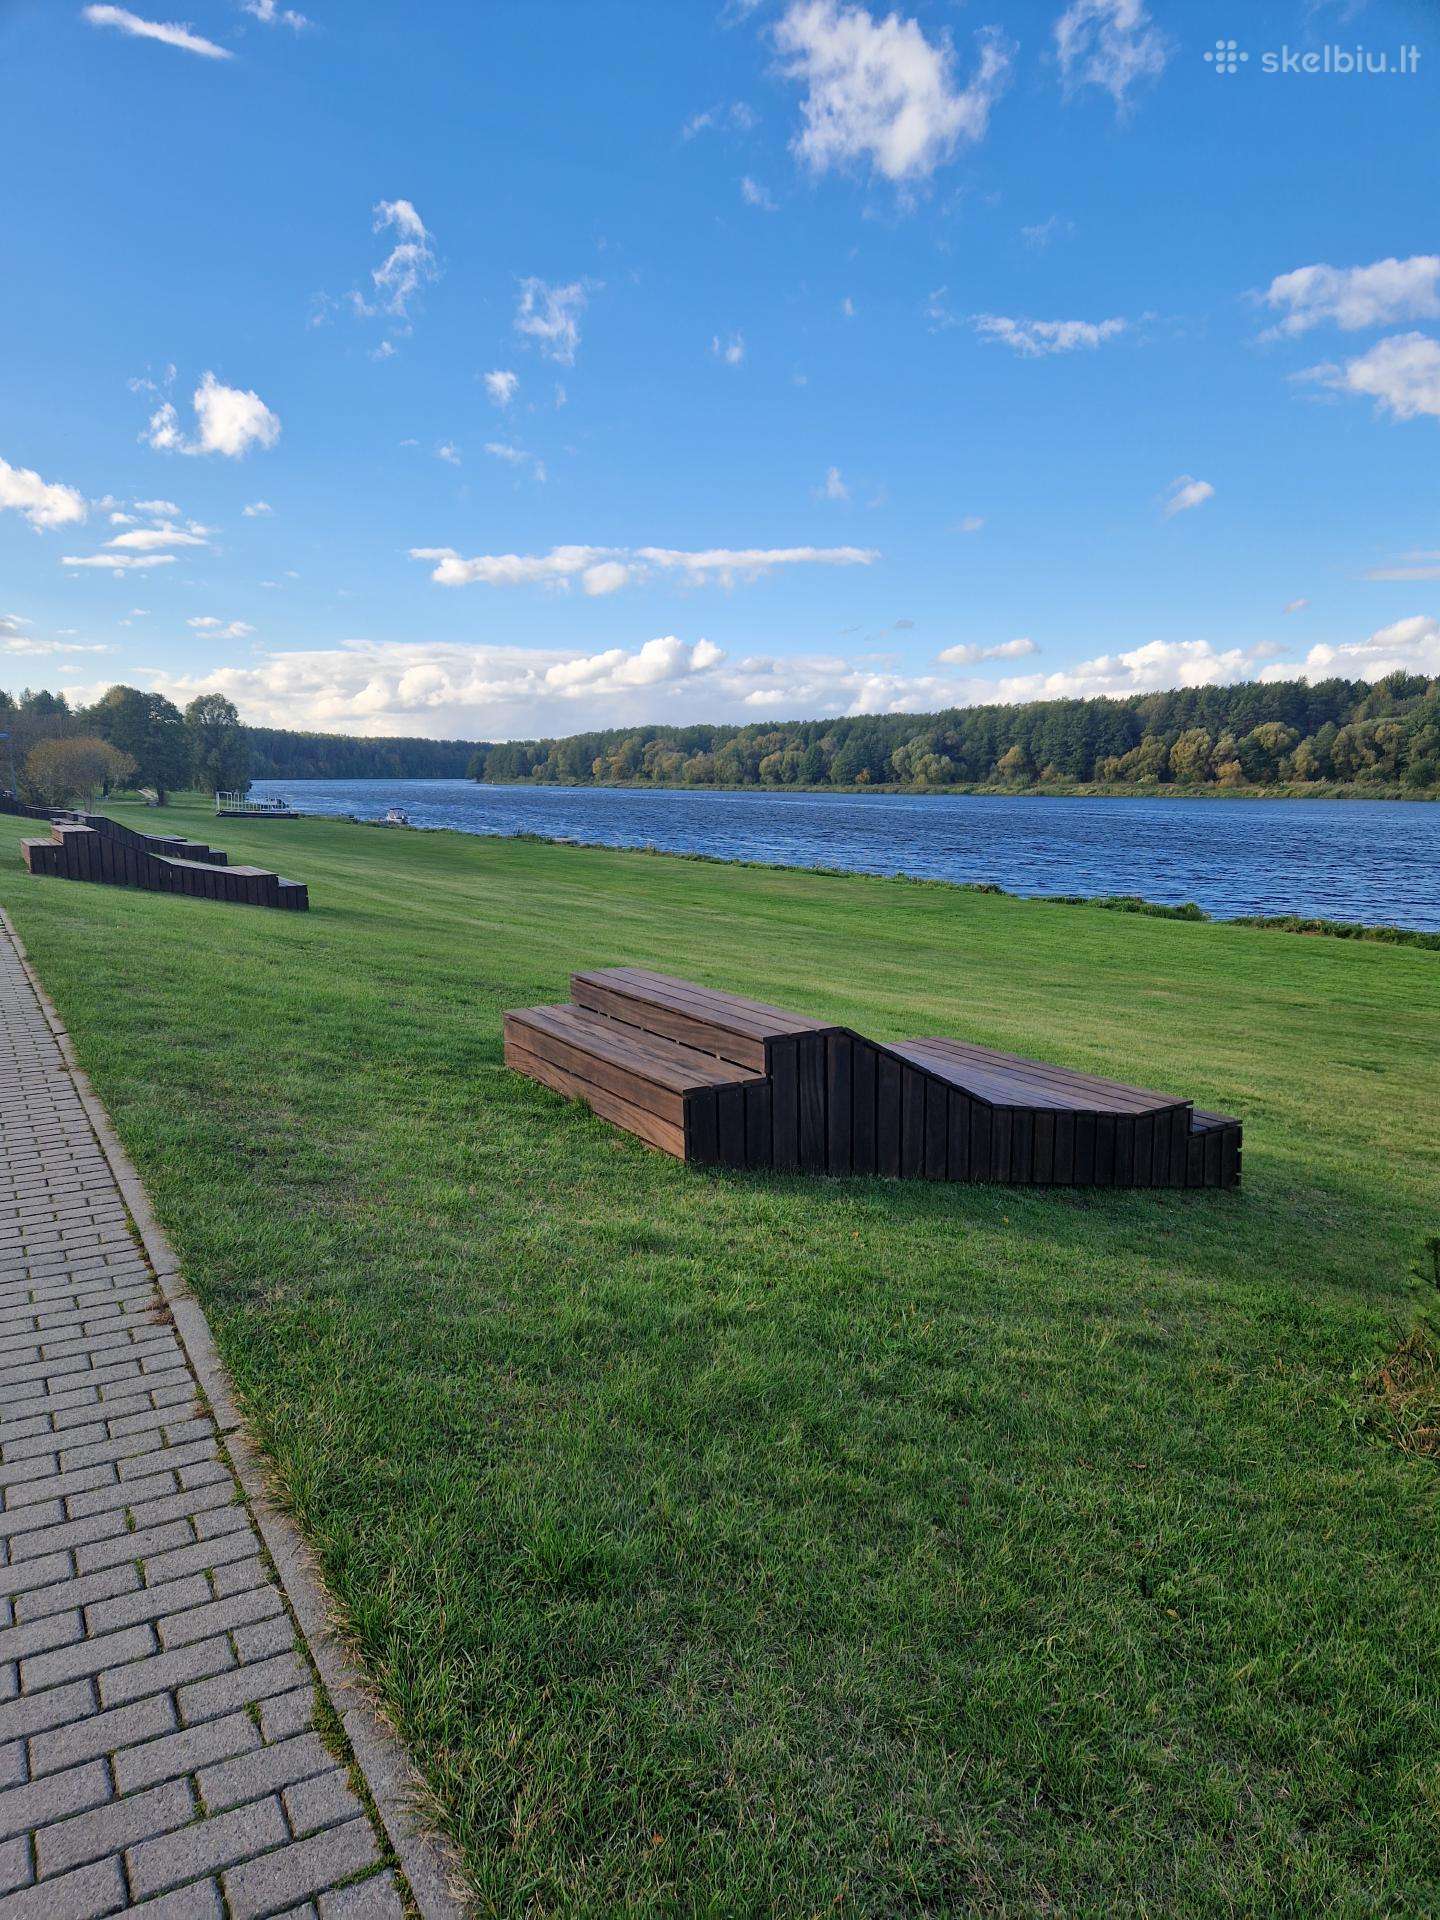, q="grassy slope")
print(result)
[2,803,1437,1919]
